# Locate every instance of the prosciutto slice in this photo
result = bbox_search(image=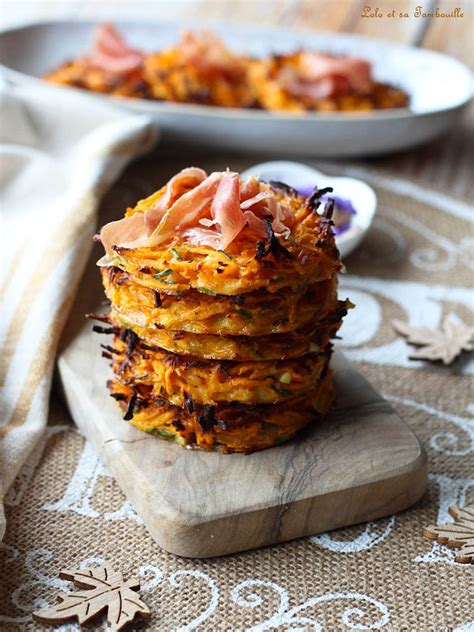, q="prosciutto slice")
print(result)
[265,198,292,239]
[280,52,372,100]
[301,53,372,94]
[146,172,224,246]
[182,227,222,249]
[240,191,272,210]
[240,176,261,201]
[199,218,218,227]
[243,211,266,238]
[210,173,246,249]
[180,30,236,75]
[144,167,208,232]
[88,24,144,75]
[289,52,372,98]
[239,188,291,239]
[100,213,147,257]
[285,75,350,100]
[99,170,293,255]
